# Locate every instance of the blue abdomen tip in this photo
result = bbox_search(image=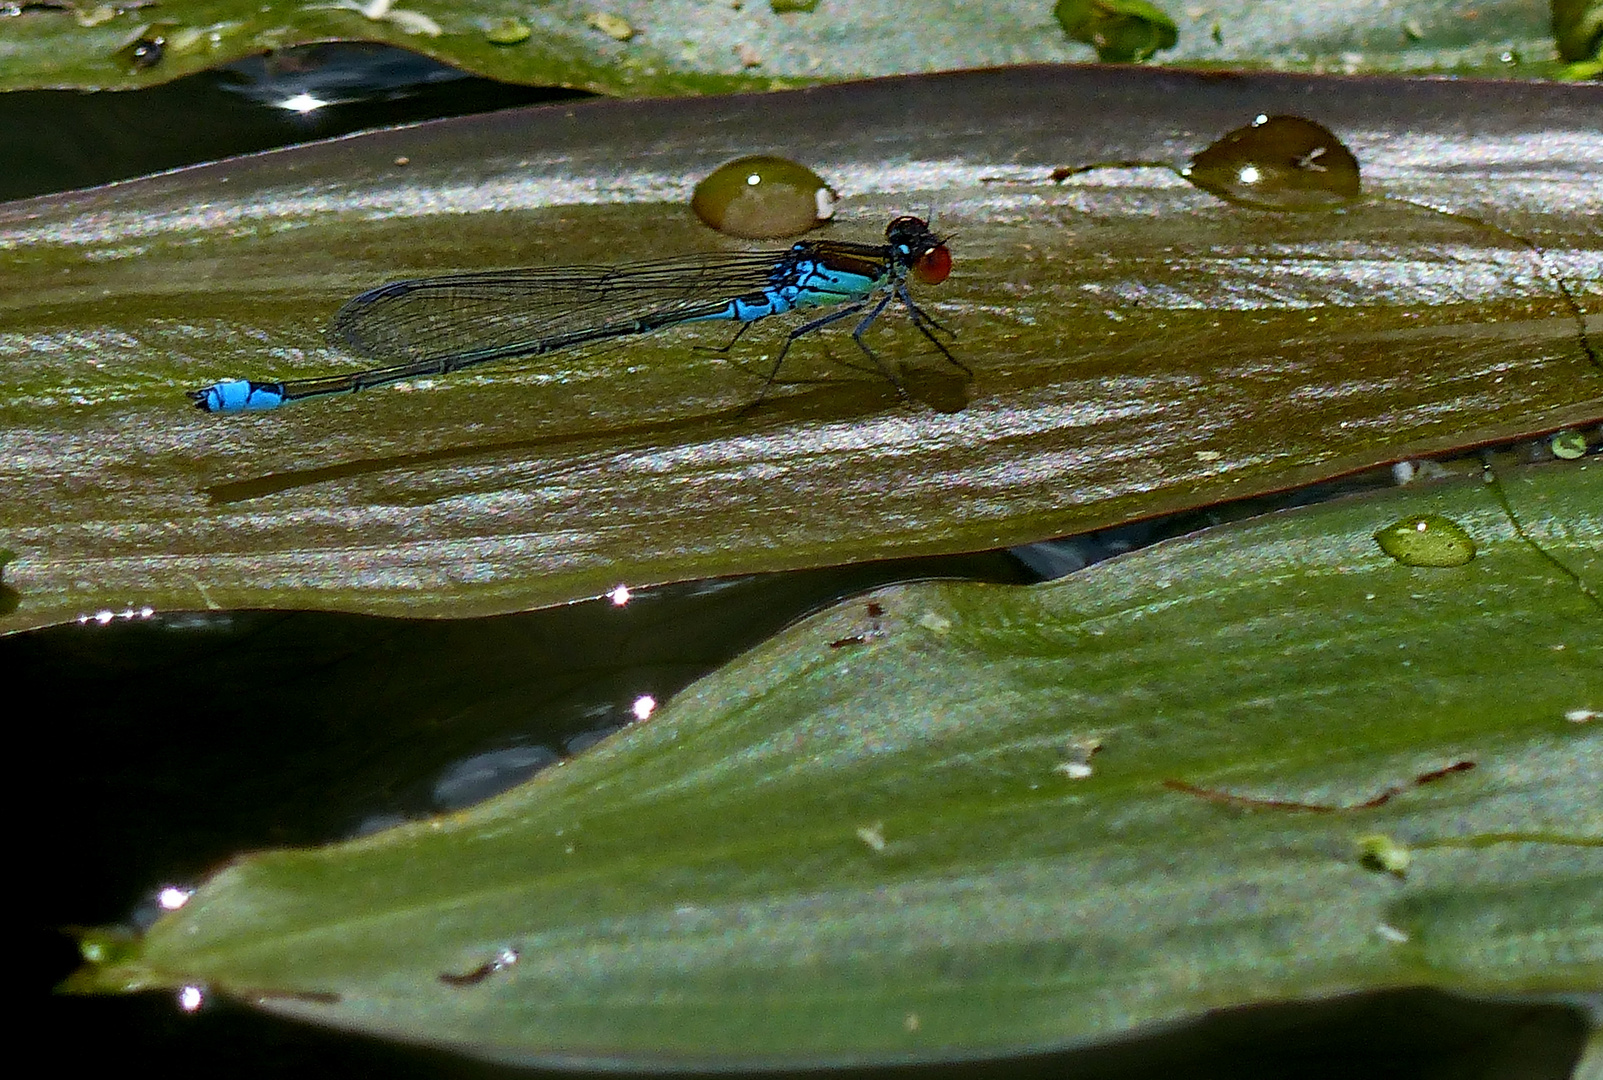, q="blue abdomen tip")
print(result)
[189,380,286,413]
